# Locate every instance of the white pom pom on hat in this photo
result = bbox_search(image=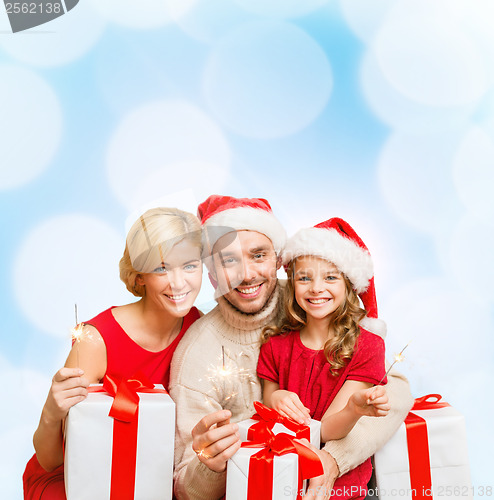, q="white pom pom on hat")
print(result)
[283,217,386,338]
